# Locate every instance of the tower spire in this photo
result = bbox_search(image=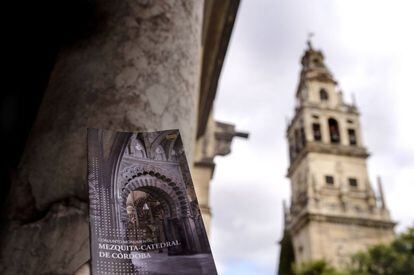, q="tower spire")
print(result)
[283,199,290,224]
[352,93,357,106]
[377,176,387,210]
[283,199,288,218]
